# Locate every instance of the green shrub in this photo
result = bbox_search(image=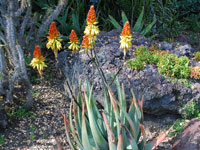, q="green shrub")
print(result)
[182,101,200,120]
[127,59,144,70]
[157,55,191,78]
[194,51,200,61]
